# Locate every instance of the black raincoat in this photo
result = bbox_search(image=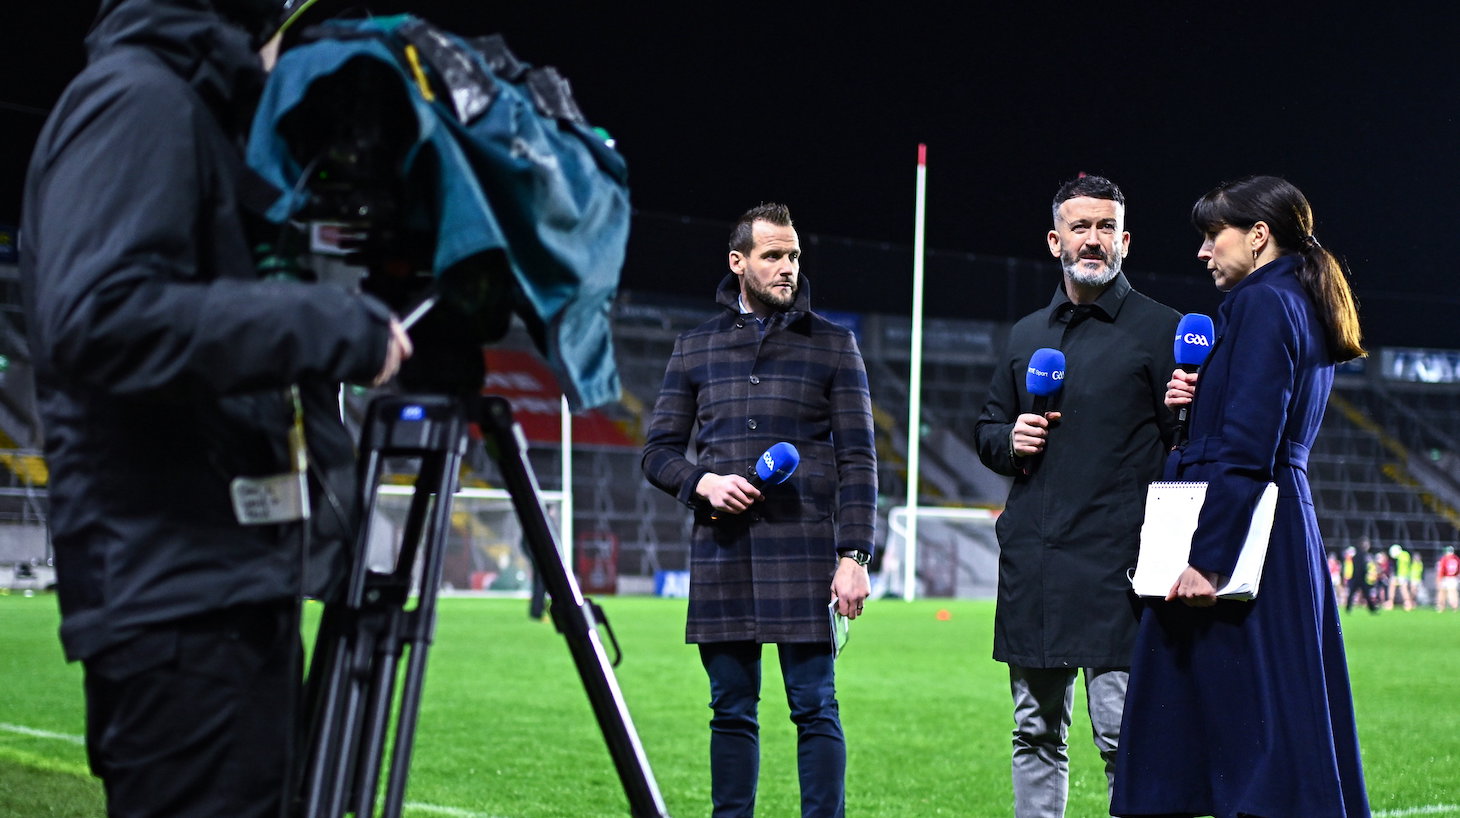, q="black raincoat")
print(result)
[22,0,391,662]
[974,273,1179,668]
